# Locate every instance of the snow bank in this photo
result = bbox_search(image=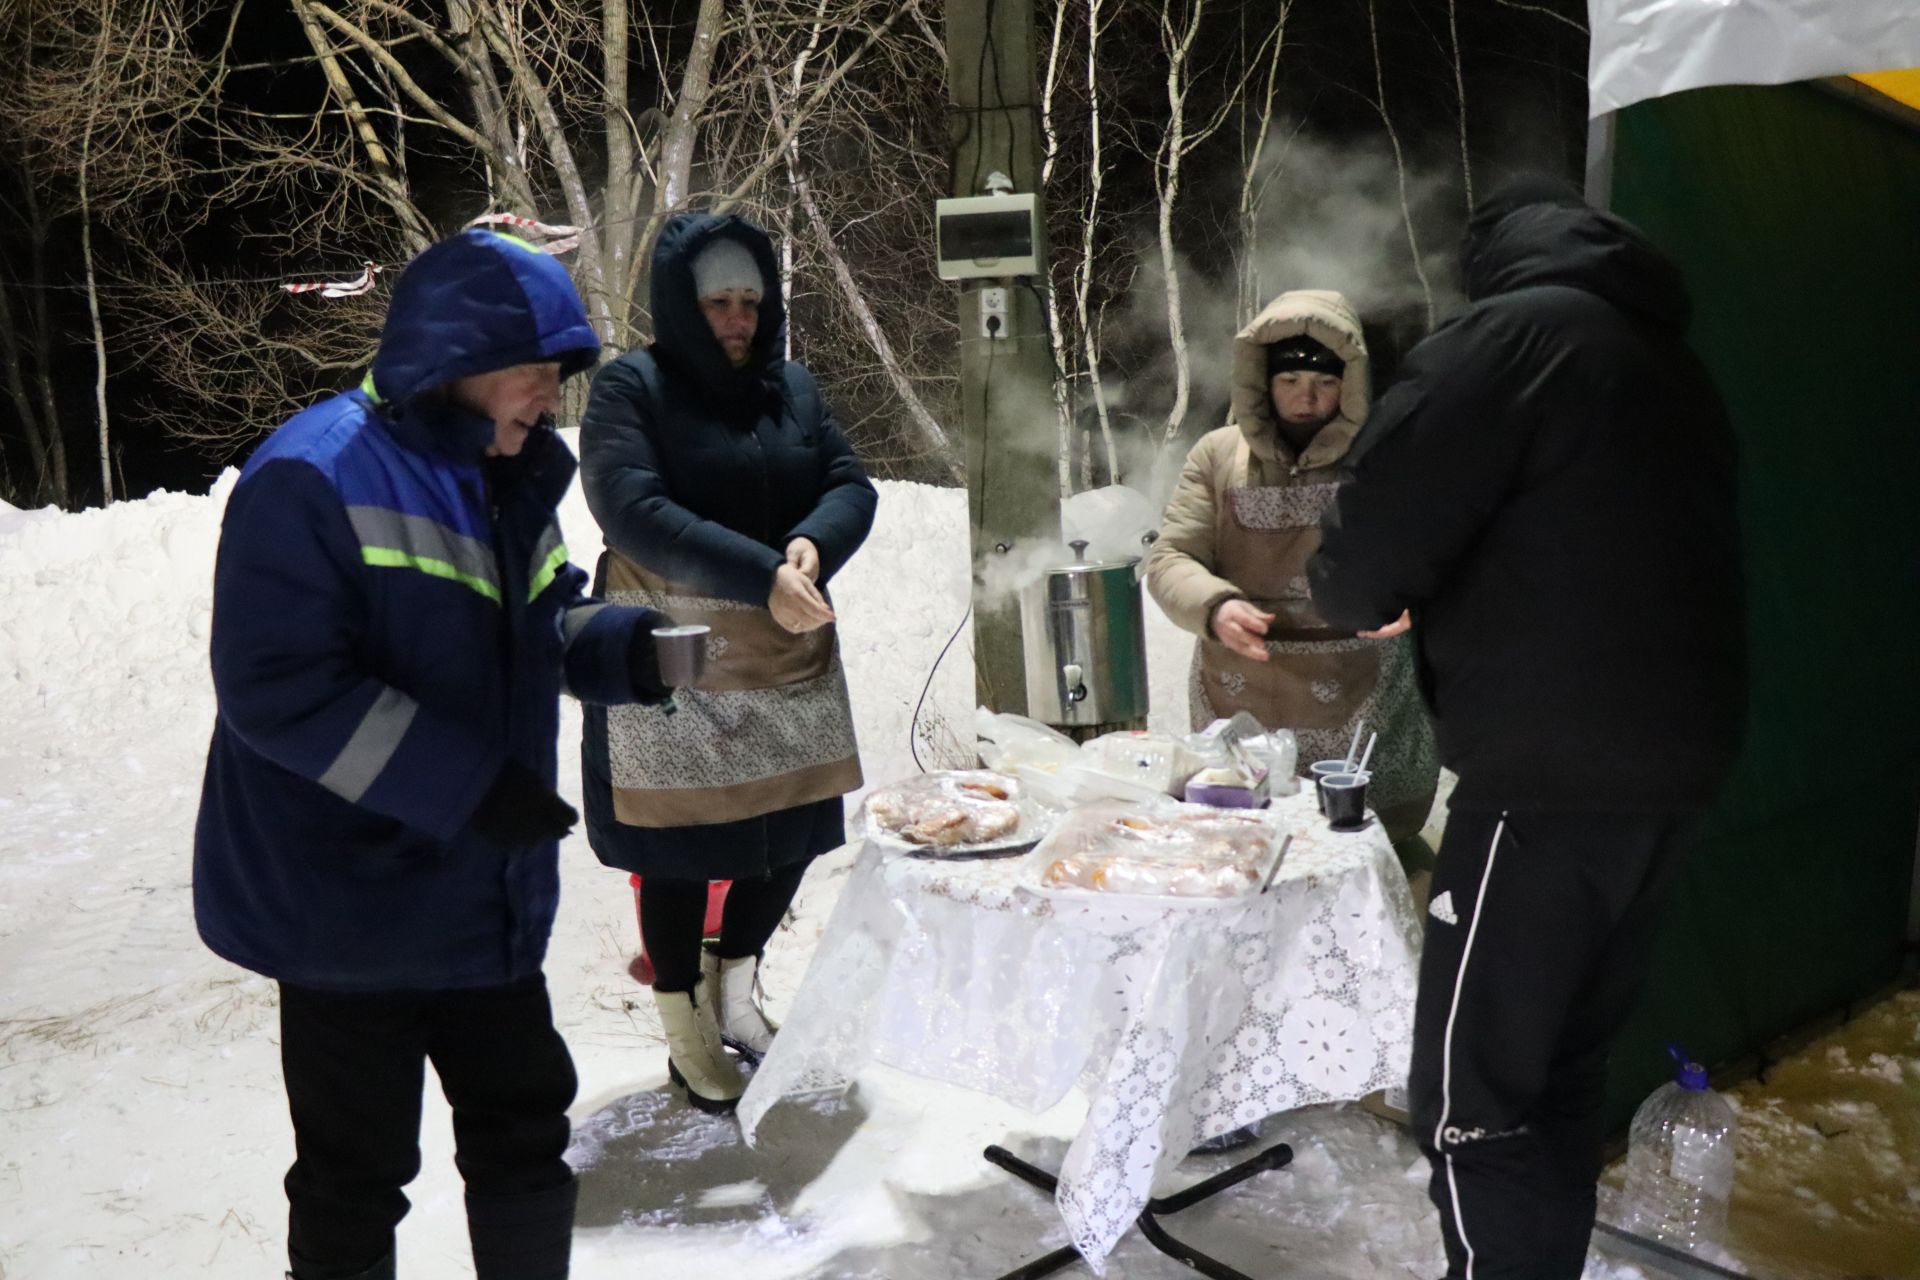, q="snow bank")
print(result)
[0,496,61,540]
